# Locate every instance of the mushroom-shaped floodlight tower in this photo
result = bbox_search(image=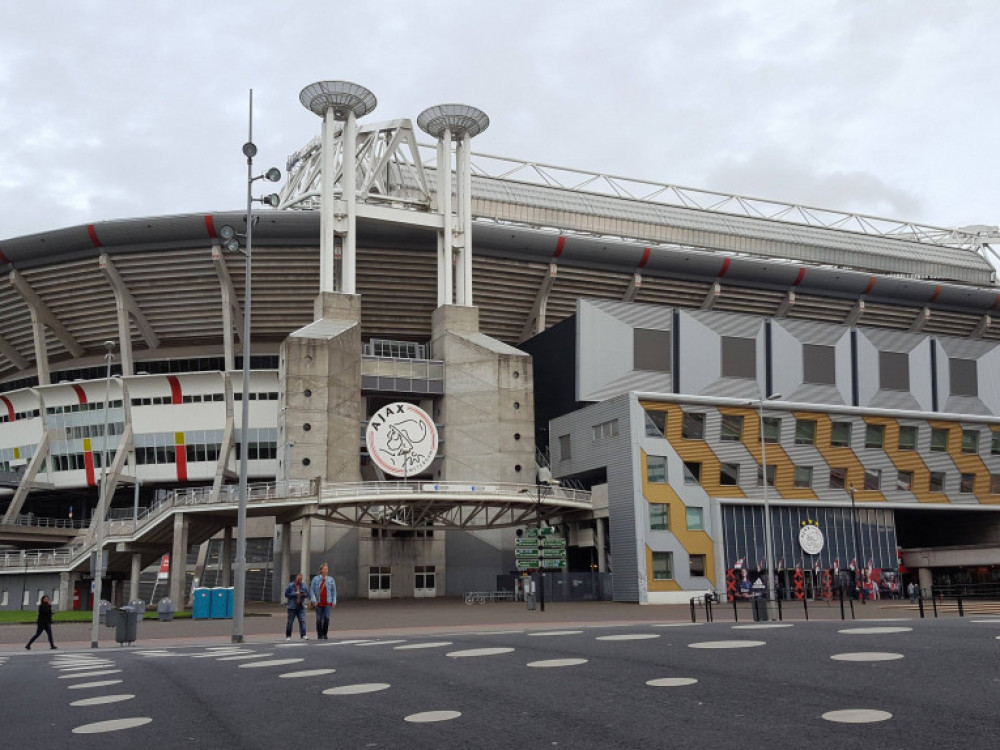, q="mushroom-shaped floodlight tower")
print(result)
[417,104,490,308]
[299,81,377,296]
